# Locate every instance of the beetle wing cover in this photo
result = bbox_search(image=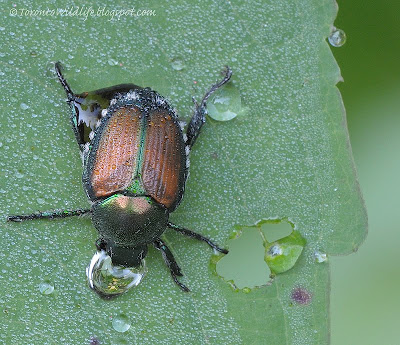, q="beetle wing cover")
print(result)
[90,107,141,198]
[142,109,186,211]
